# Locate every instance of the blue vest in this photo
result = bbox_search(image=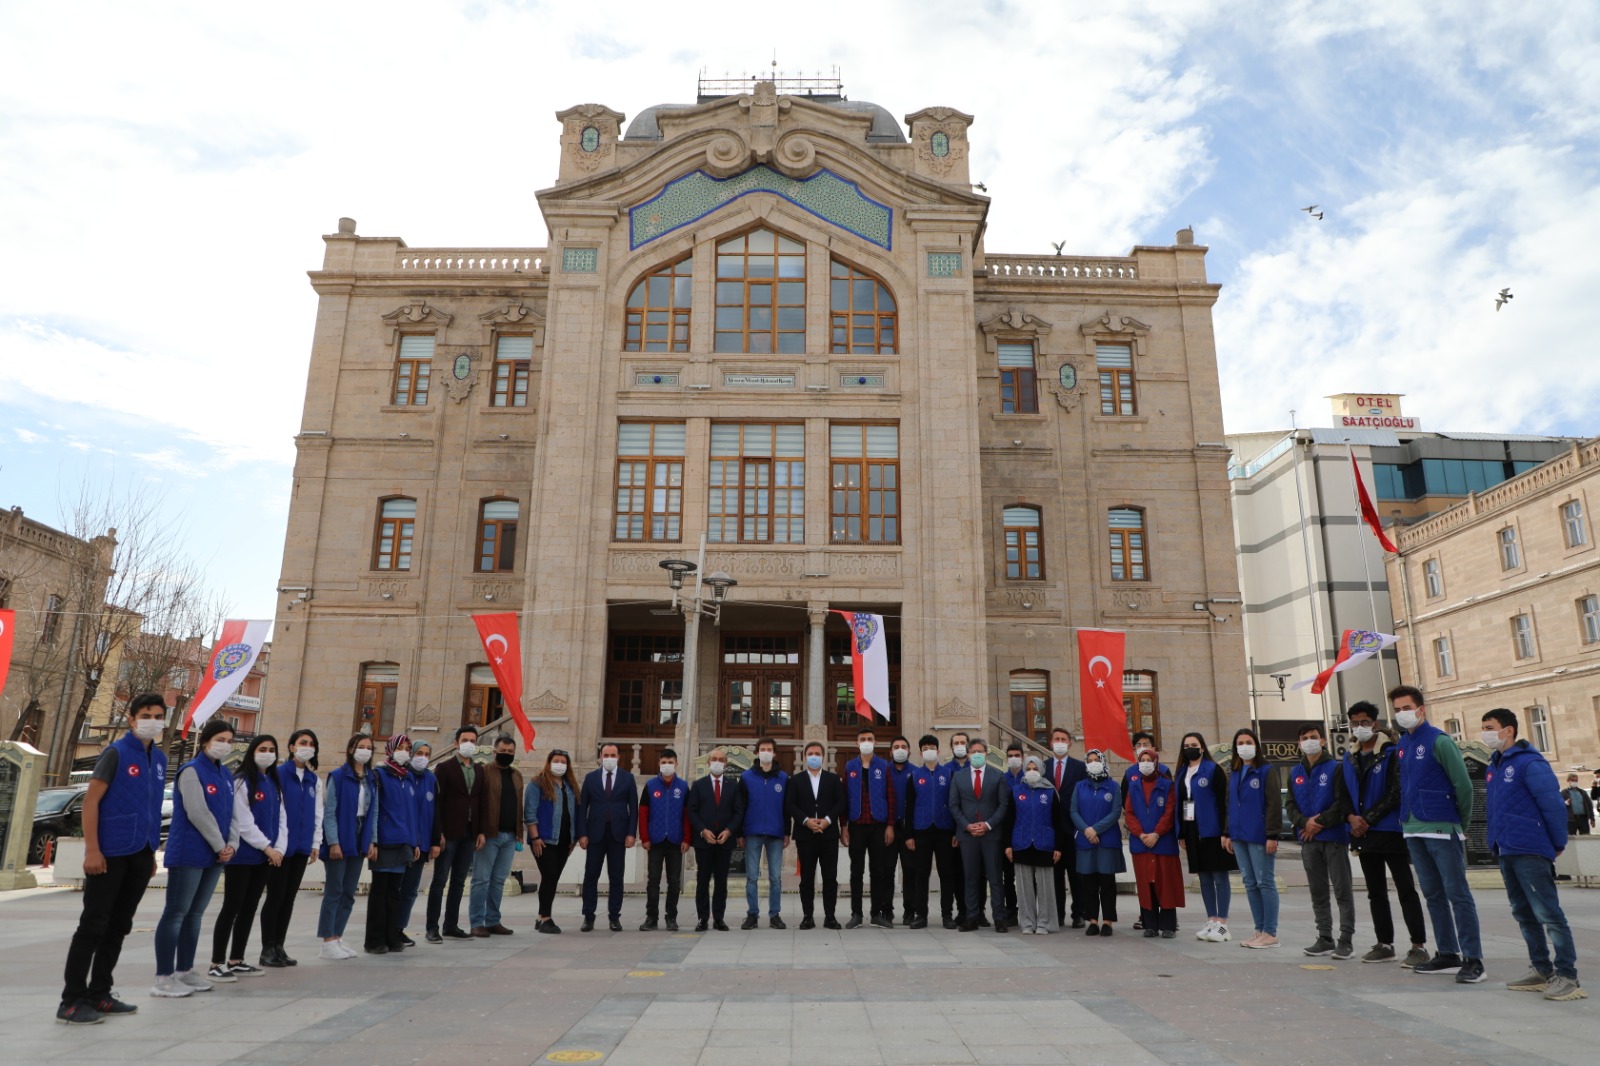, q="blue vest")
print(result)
[532,780,577,840]
[741,767,789,837]
[327,765,377,855]
[1486,742,1566,860]
[1009,785,1058,851]
[412,769,438,850]
[1398,722,1462,825]
[1180,760,1226,839]
[845,757,891,821]
[165,756,234,869]
[1342,747,1402,834]
[231,772,282,866]
[1072,778,1123,851]
[97,731,166,857]
[373,766,416,848]
[889,761,913,824]
[1227,764,1274,844]
[276,762,319,856]
[1124,762,1171,792]
[1127,774,1180,855]
[909,764,955,830]
[643,775,689,843]
[1289,756,1349,843]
